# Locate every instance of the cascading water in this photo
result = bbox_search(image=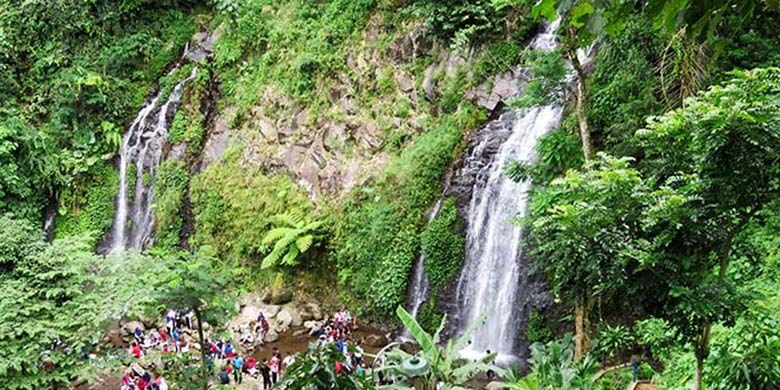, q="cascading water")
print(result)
[108,68,196,254]
[404,195,447,334]
[451,20,565,362]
